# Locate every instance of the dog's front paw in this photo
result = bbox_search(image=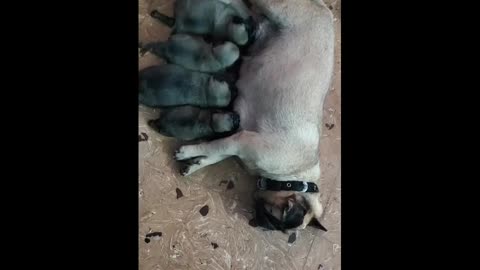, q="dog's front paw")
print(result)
[178,157,203,176]
[174,147,186,160]
[179,163,190,176]
[174,145,198,160]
